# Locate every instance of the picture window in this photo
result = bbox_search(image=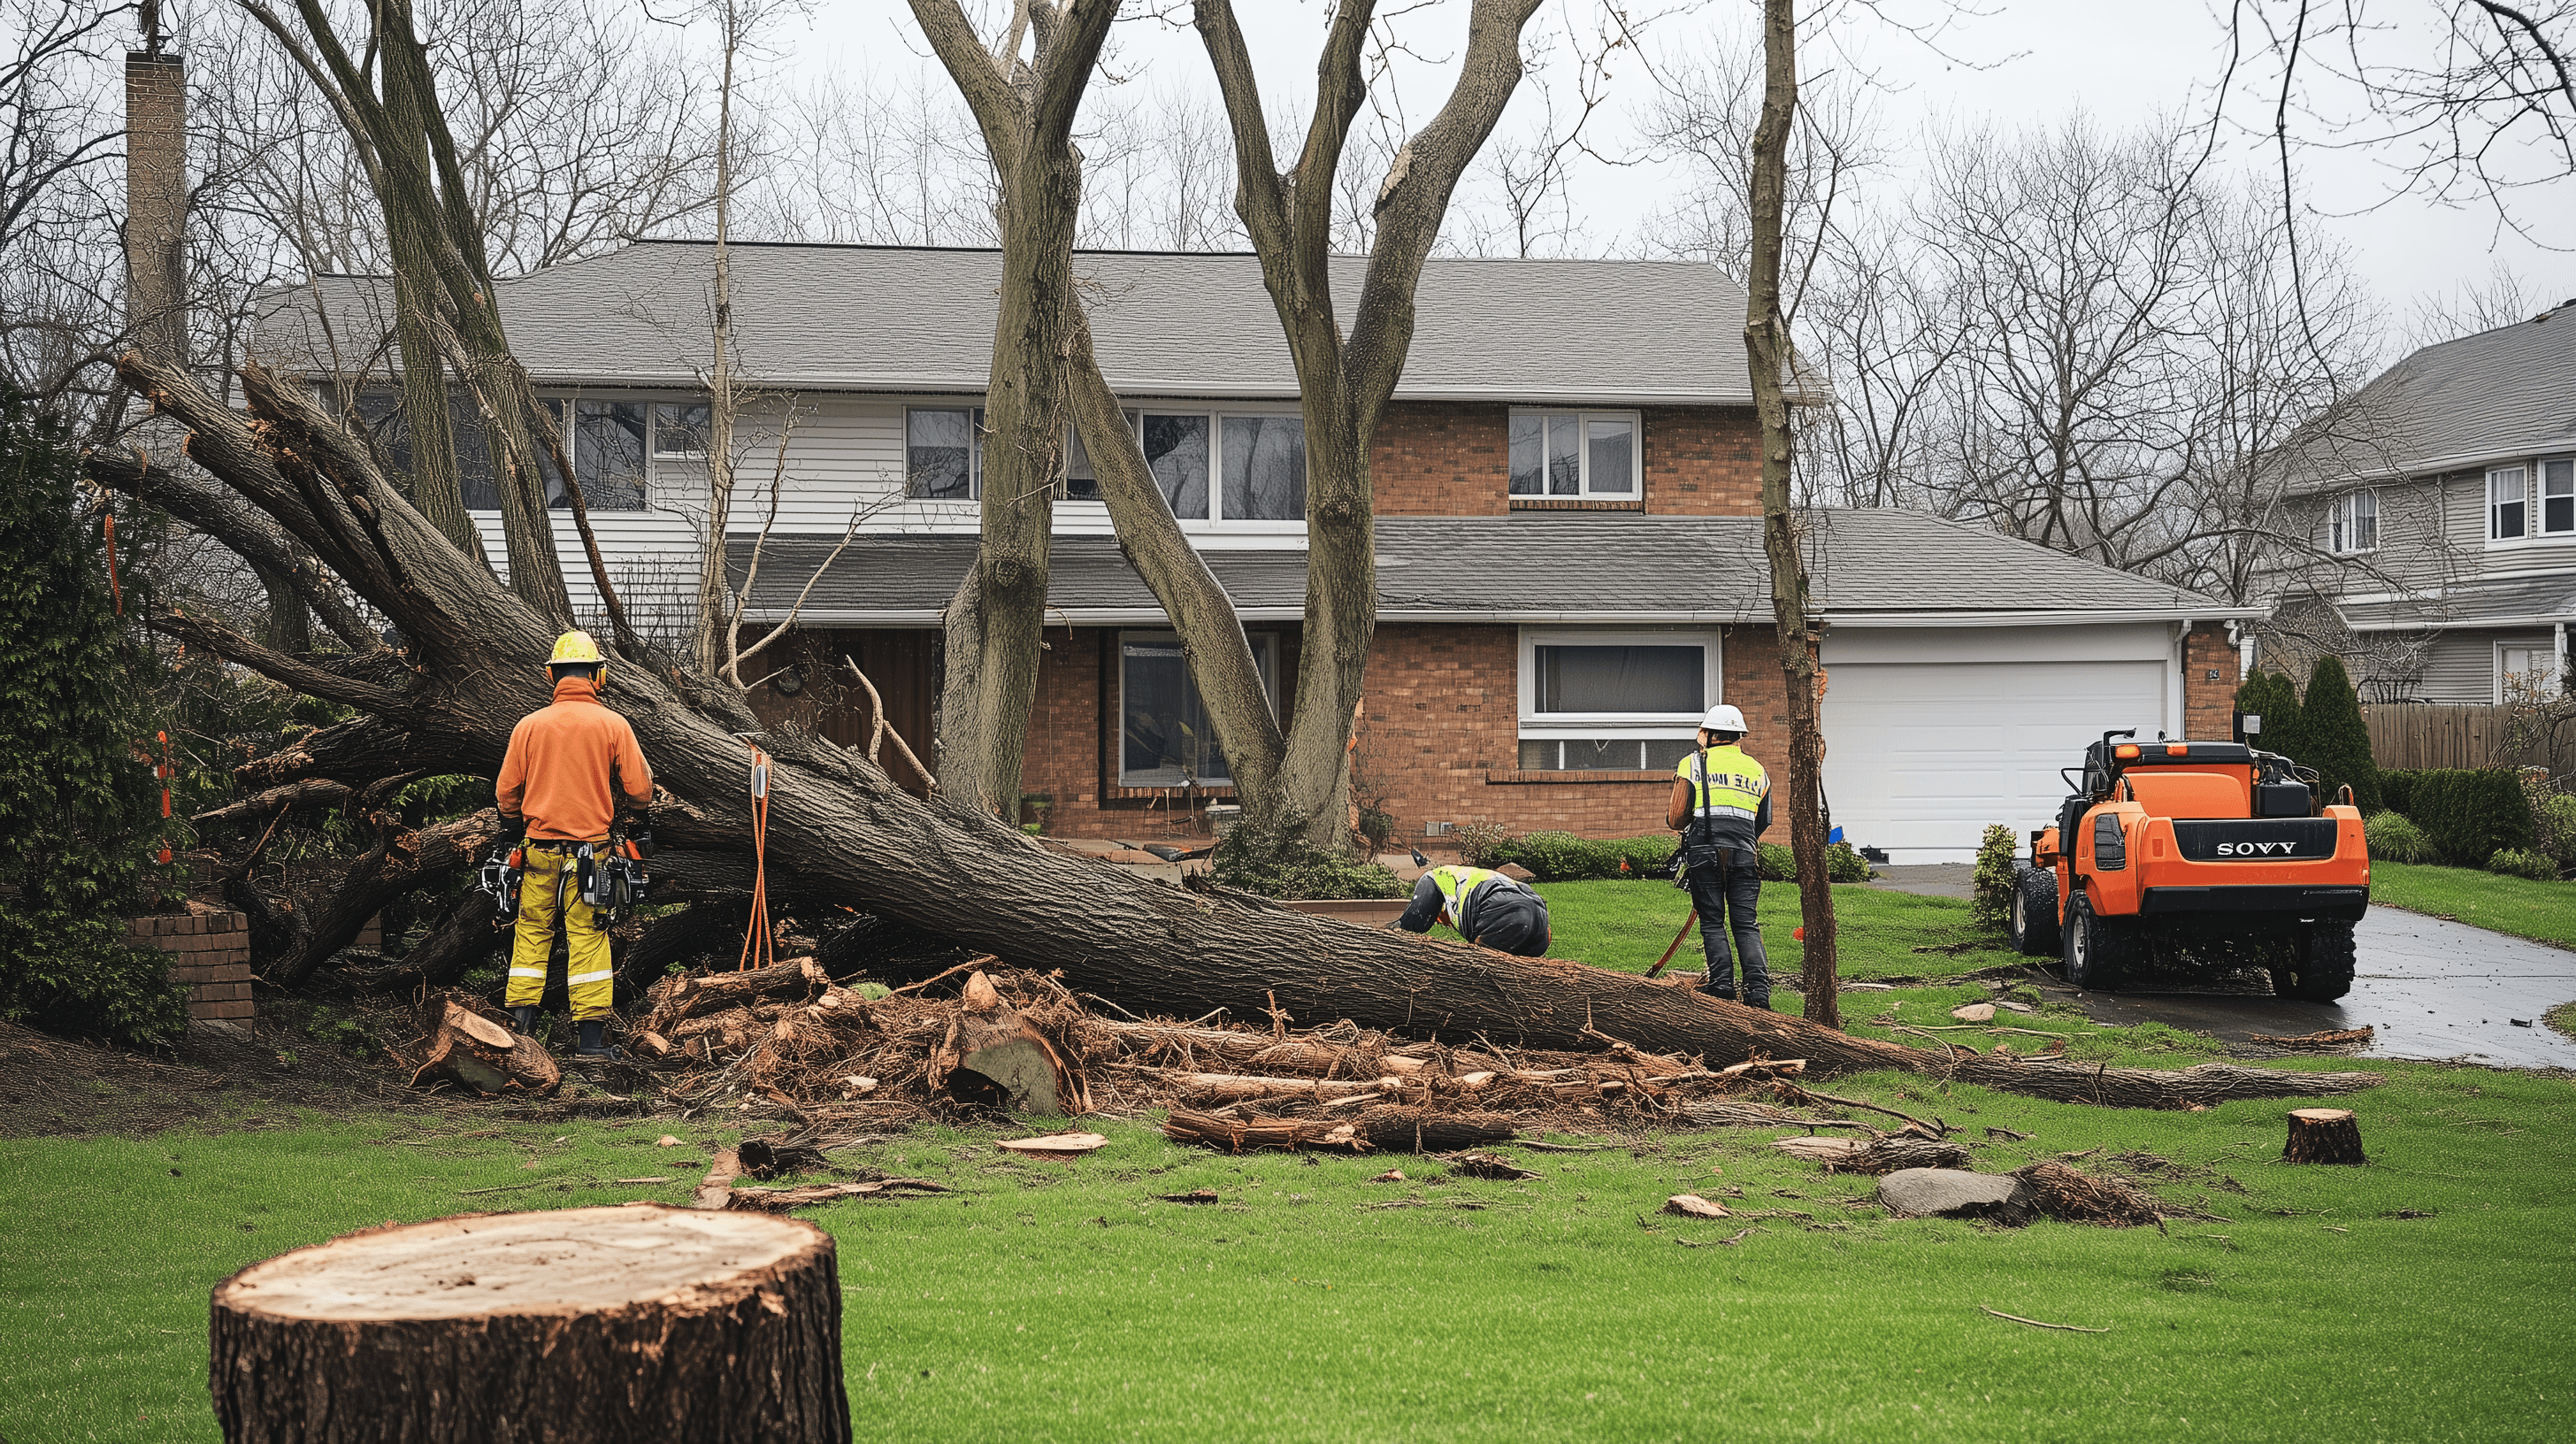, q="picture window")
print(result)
[1509,410,1640,498]
[1117,630,1277,787]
